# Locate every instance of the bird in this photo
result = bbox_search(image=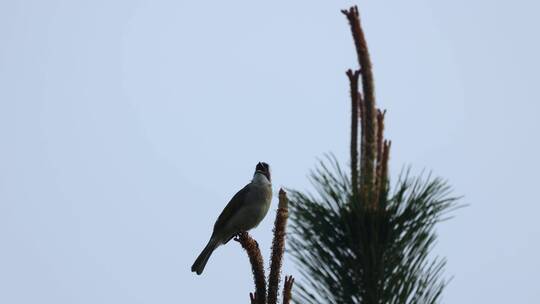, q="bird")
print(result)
[191,162,273,275]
